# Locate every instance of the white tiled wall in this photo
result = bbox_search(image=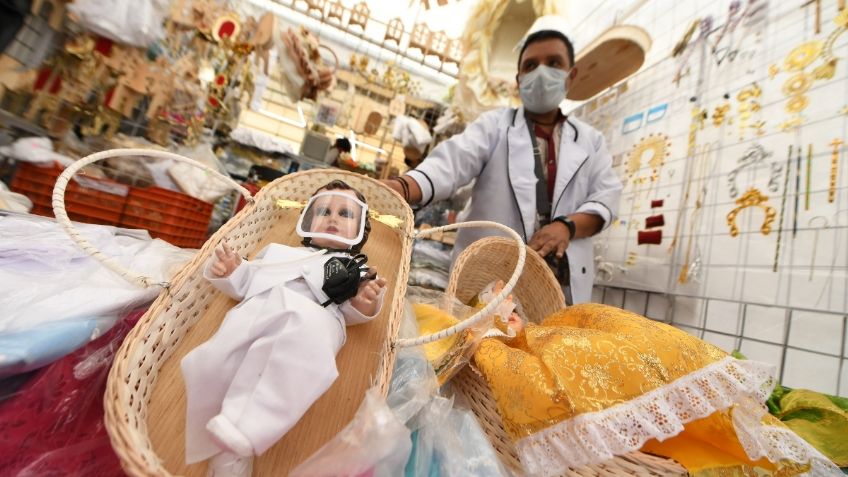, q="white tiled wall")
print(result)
[580,0,848,394]
[595,286,847,394]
